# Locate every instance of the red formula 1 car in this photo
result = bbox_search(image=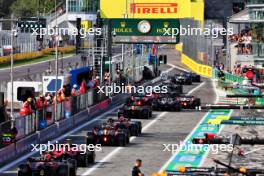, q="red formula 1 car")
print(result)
[179,96,201,109]
[87,123,130,146]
